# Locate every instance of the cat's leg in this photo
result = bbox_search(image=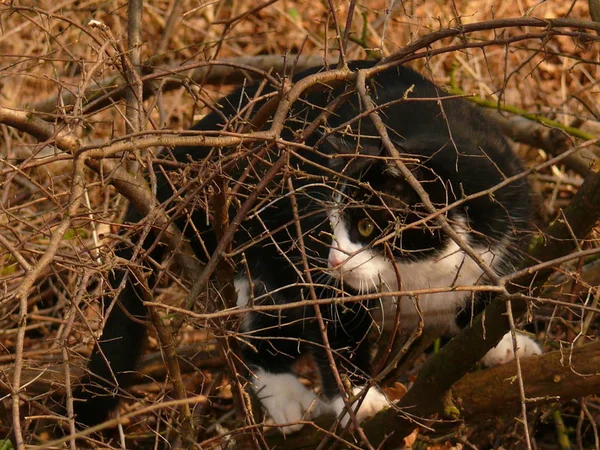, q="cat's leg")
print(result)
[235,277,324,434]
[250,369,325,434]
[455,292,542,367]
[328,386,390,427]
[314,302,391,427]
[481,331,542,367]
